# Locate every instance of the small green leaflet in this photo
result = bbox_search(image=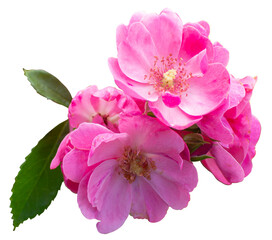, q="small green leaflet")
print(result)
[23,69,72,108]
[10,120,69,230]
[183,133,209,154]
[191,155,214,162]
